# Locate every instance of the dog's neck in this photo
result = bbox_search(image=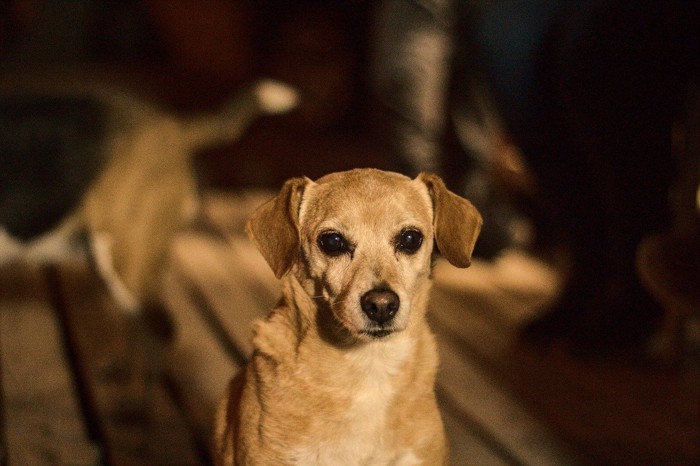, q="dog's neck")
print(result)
[246,273,442,464]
